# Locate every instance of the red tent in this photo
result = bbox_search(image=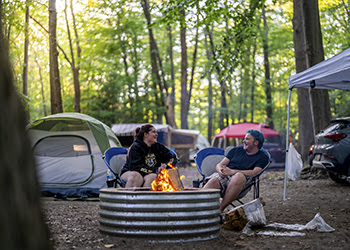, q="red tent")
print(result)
[214,122,280,138]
